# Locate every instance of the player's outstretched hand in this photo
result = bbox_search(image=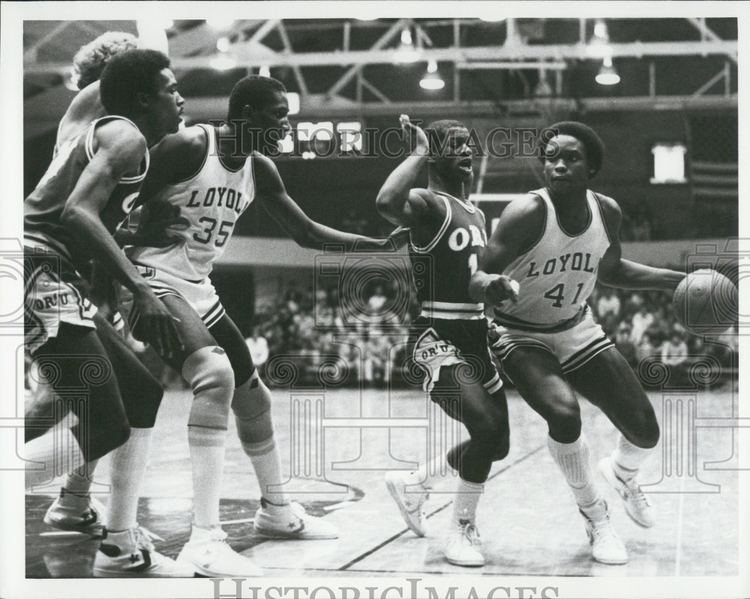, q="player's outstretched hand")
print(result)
[132,289,184,360]
[400,114,429,155]
[483,275,520,307]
